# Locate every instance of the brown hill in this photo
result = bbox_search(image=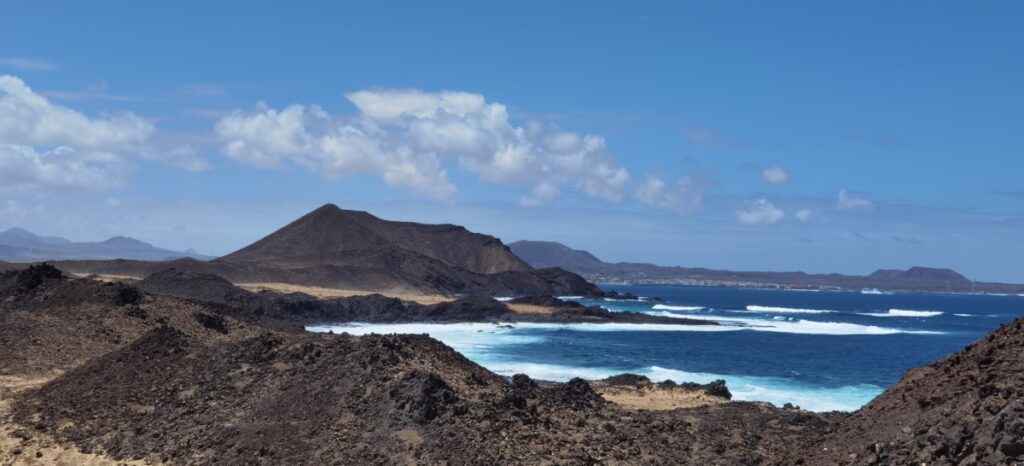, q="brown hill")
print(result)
[867,266,970,284]
[508,240,607,273]
[54,205,601,297]
[220,204,531,275]
[788,317,1024,465]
